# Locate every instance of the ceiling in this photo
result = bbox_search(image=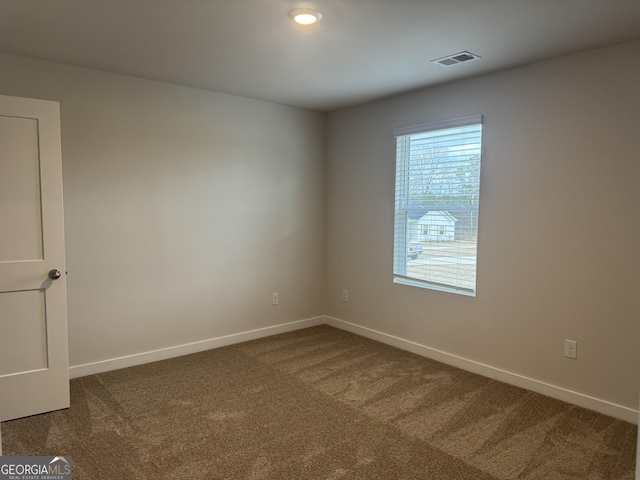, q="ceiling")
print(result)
[1,0,640,111]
